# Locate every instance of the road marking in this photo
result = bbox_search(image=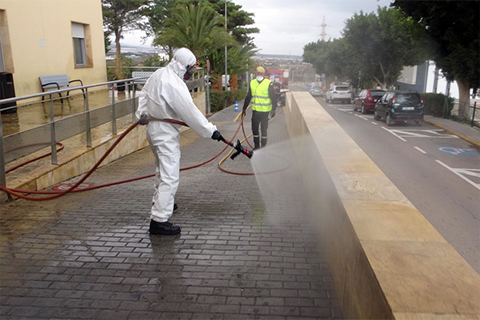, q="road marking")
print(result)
[383,128,458,140]
[371,122,378,125]
[438,147,480,156]
[382,126,407,142]
[354,114,370,121]
[436,160,480,191]
[414,146,427,154]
